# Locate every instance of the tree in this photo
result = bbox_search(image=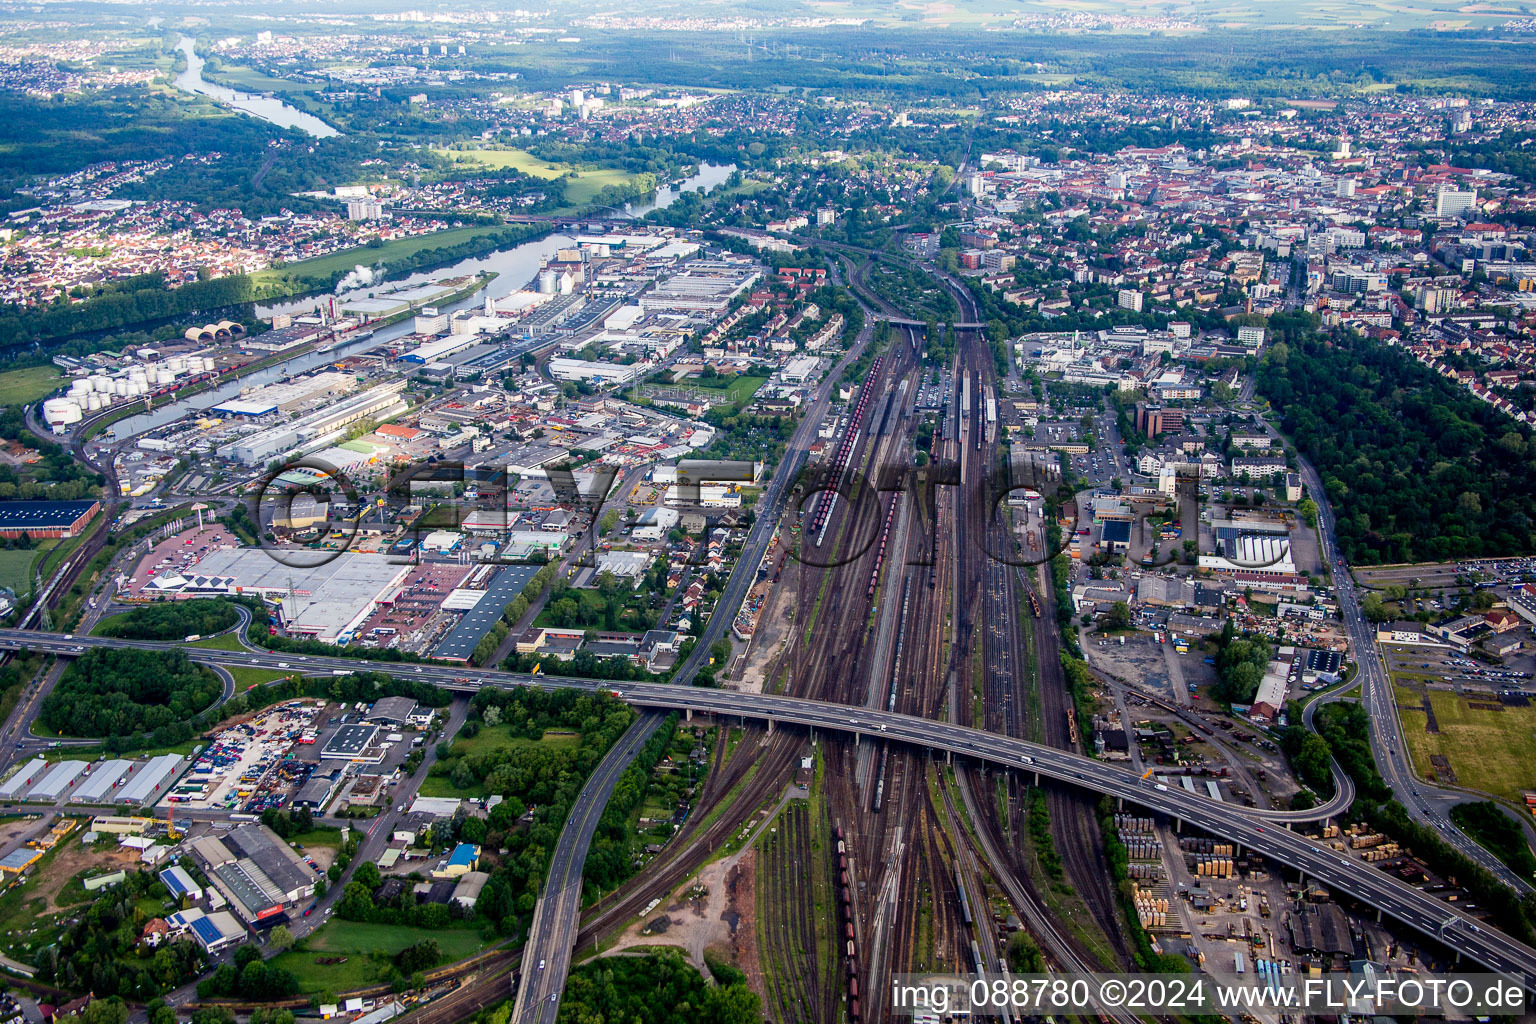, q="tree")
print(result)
[1102,602,1132,630]
[1007,930,1044,972]
[81,999,129,1024]
[268,924,294,953]
[353,861,381,890]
